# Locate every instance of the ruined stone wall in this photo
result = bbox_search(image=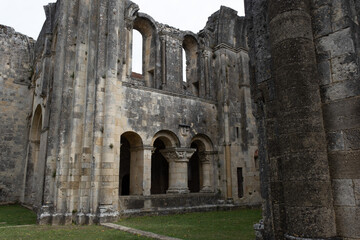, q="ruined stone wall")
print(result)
[0,25,34,203]
[313,1,360,238]
[246,0,360,239]
[0,0,260,224]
